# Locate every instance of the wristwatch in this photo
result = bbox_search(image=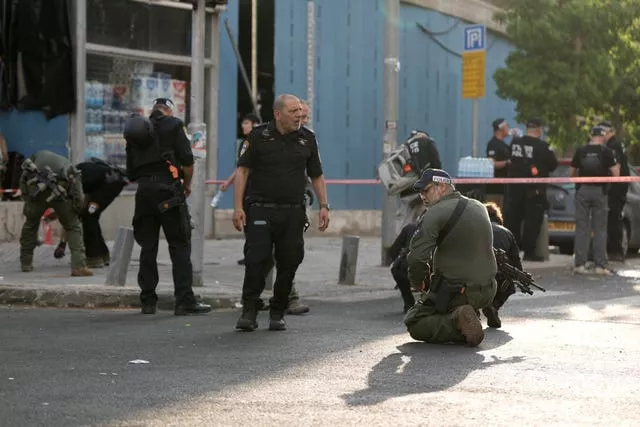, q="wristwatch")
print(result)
[319,203,331,211]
